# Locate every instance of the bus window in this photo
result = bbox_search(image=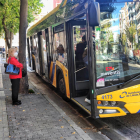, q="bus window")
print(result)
[42,31,47,64]
[31,36,36,70]
[34,35,40,74]
[53,31,67,64]
[73,25,89,81]
[27,38,30,67]
[48,27,52,61]
[41,30,47,75]
[95,2,140,88]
